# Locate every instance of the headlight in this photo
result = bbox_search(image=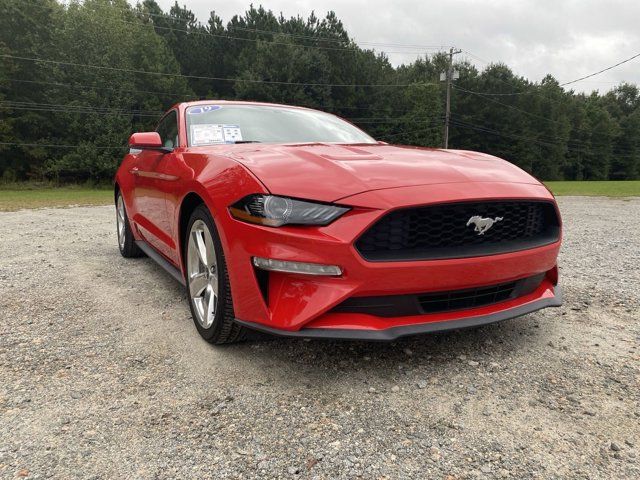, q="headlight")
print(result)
[229,194,349,227]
